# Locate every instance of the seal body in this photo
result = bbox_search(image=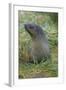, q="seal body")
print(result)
[24,23,50,63]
